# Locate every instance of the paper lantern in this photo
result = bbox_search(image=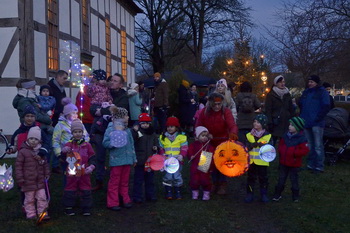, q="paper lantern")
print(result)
[110,130,128,148]
[164,157,179,174]
[213,140,249,177]
[66,152,85,177]
[259,144,276,162]
[197,151,213,173]
[0,163,14,192]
